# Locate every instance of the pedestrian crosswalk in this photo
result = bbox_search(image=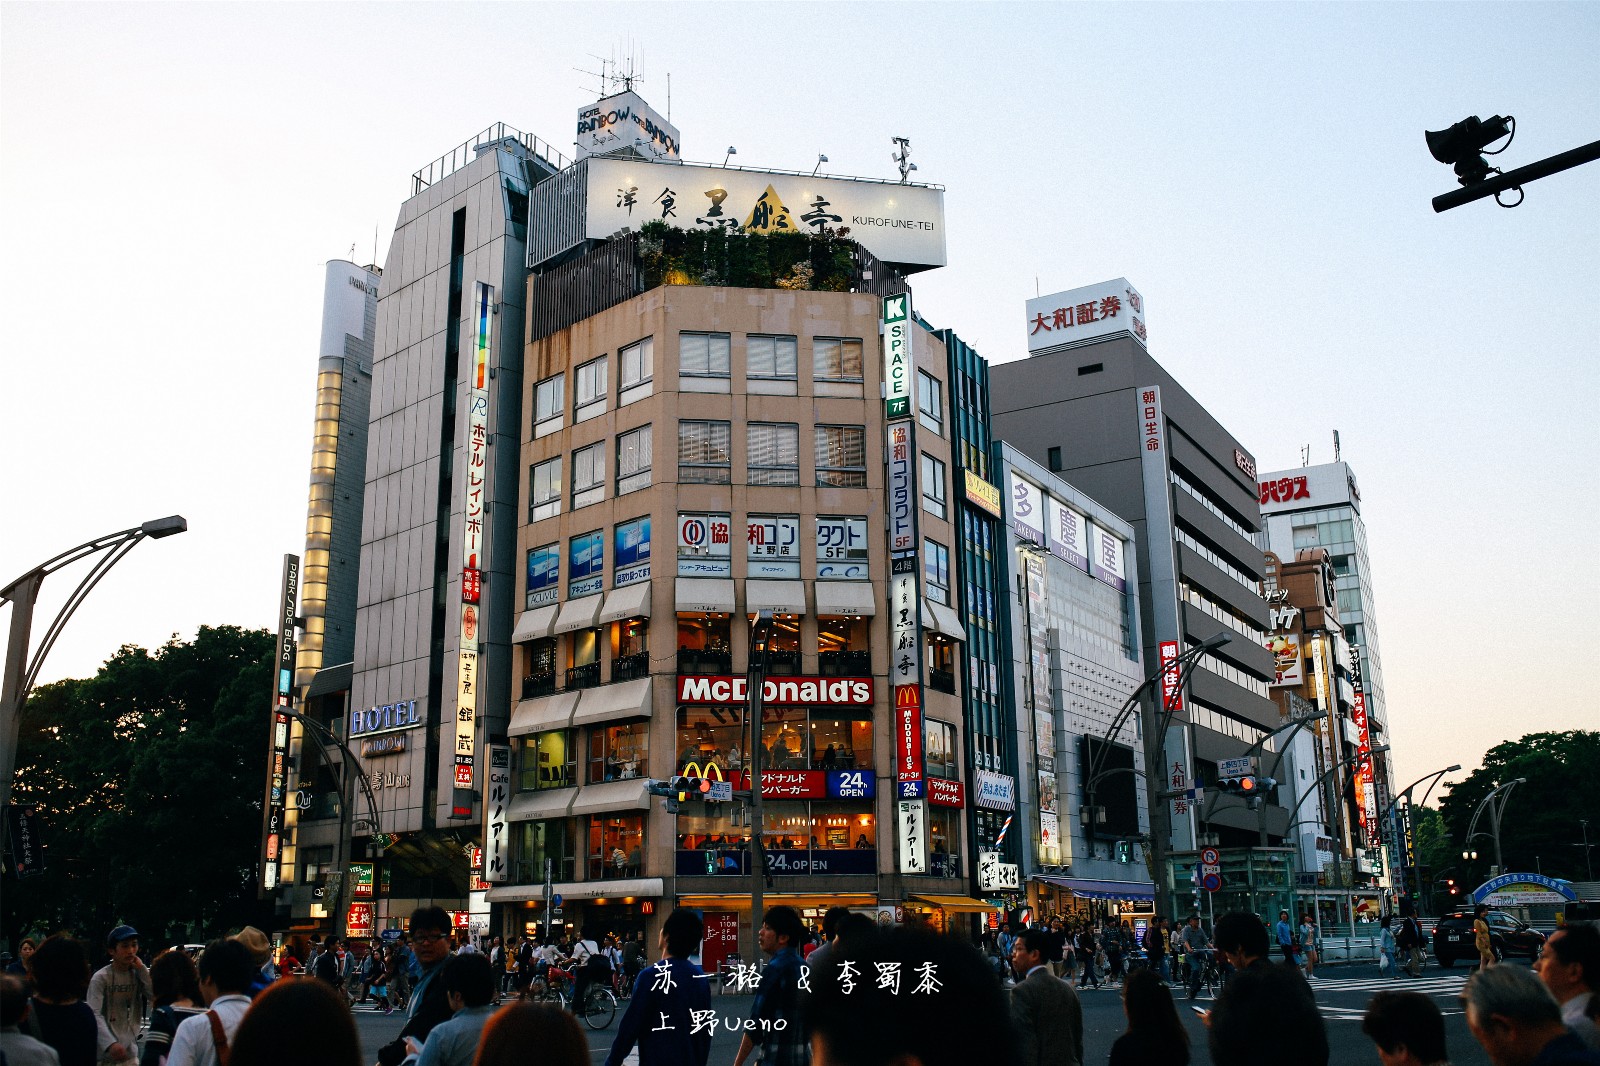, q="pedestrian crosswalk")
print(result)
[1303,970,1469,998]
